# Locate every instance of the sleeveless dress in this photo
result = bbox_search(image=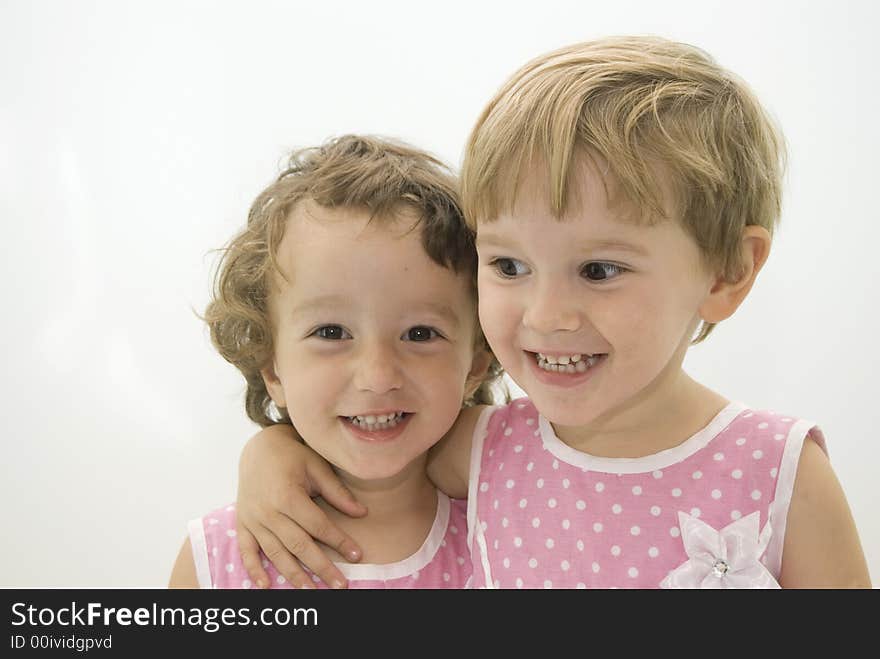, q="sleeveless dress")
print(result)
[466,398,824,588]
